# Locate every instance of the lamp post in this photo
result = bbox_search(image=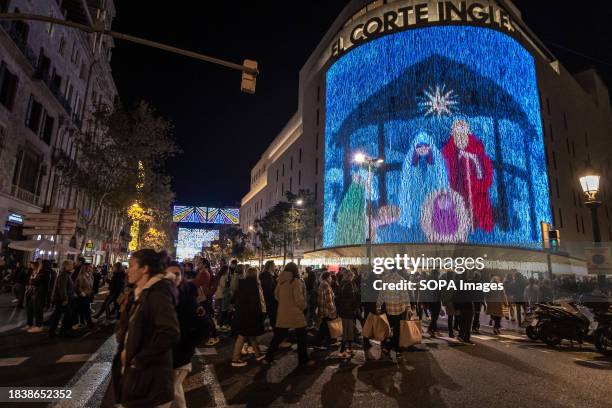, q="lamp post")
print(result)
[290,198,303,262]
[579,165,605,288]
[249,224,264,269]
[354,152,384,272]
